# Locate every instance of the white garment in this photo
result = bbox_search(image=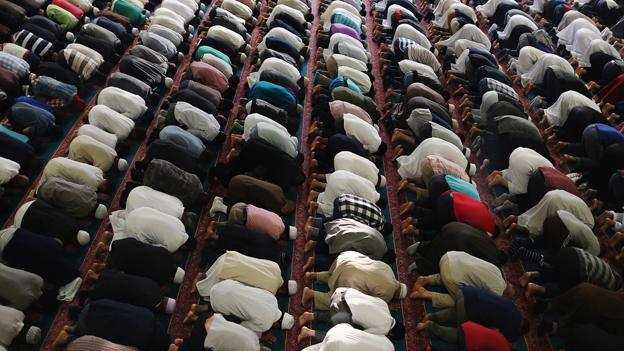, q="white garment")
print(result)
[173,101,221,142]
[569,28,601,59]
[497,15,537,40]
[502,147,554,195]
[242,113,288,140]
[438,24,491,52]
[122,207,188,252]
[160,0,194,22]
[320,1,361,23]
[392,24,432,50]
[151,12,186,34]
[247,57,301,88]
[126,186,185,219]
[303,323,394,351]
[0,157,19,185]
[335,287,396,335]
[42,157,104,191]
[557,18,599,47]
[97,87,147,120]
[521,53,575,87]
[203,314,261,351]
[398,60,438,82]
[343,113,381,153]
[317,170,380,216]
[334,151,382,187]
[251,122,298,158]
[518,190,595,237]
[509,46,546,75]
[208,25,246,49]
[579,39,621,67]
[397,137,469,179]
[329,33,365,53]
[328,54,368,73]
[434,3,476,29]
[277,0,310,14]
[338,66,371,93]
[12,200,33,228]
[0,305,25,349]
[201,53,233,78]
[210,279,283,333]
[77,124,118,149]
[88,104,135,140]
[557,10,593,31]
[557,210,600,256]
[258,27,304,53]
[221,0,253,20]
[476,0,517,17]
[267,4,307,30]
[544,90,601,127]
[441,251,507,295]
